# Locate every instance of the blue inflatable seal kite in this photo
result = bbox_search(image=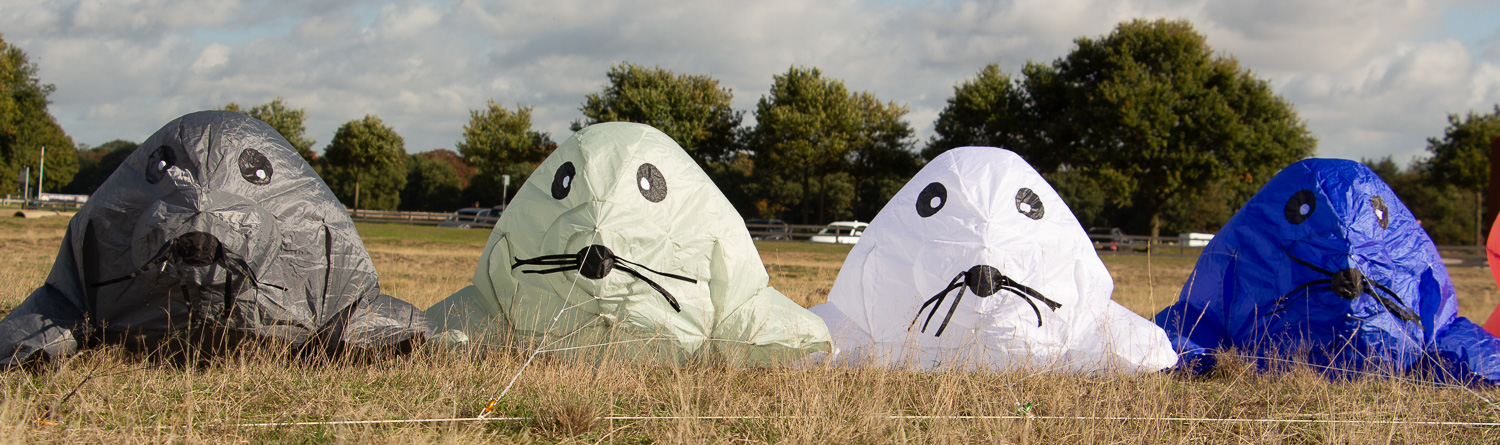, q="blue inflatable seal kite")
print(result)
[1153,158,1500,383]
